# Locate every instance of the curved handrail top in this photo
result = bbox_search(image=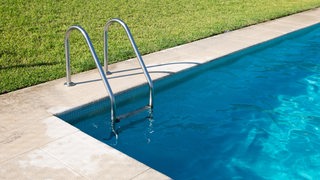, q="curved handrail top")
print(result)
[103,19,154,87]
[64,25,117,120]
[103,18,154,107]
[104,18,129,32]
[65,25,89,41]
